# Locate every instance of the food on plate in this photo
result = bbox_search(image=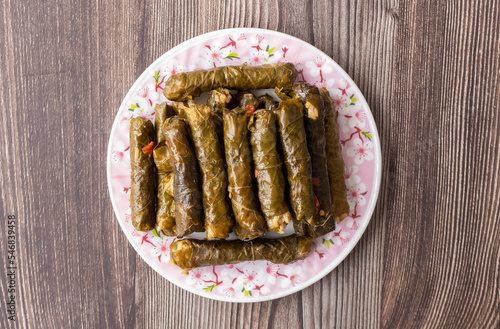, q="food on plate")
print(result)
[236,90,262,110]
[156,172,176,235]
[164,63,298,101]
[291,84,335,234]
[170,234,312,271]
[320,88,350,223]
[258,94,278,112]
[153,103,176,235]
[164,116,205,237]
[175,101,234,239]
[248,109,292,233]
[206,88,232,141]
[273,97,317,226]
[129,117,157,231]
[223,108,267,240]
